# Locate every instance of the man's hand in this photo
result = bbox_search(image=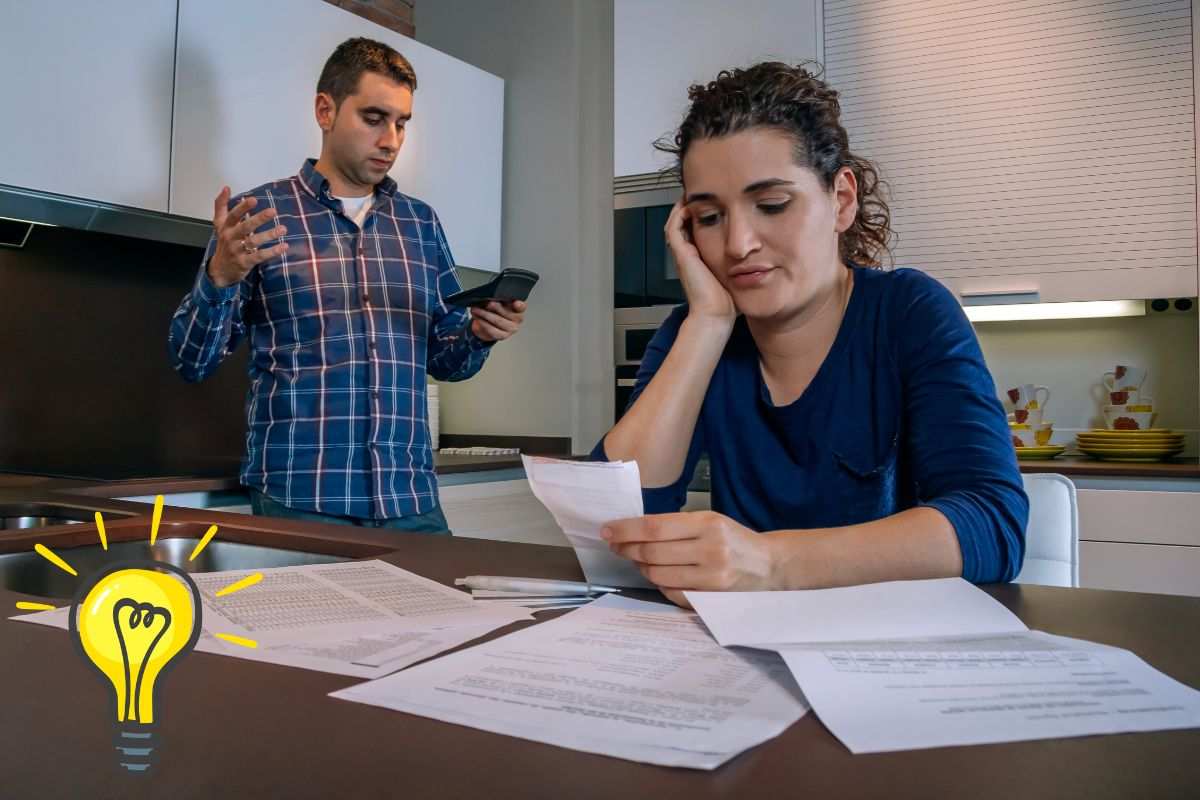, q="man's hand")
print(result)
[470,300,526,342]
[207,186,289,289]
[601,511,777,608]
